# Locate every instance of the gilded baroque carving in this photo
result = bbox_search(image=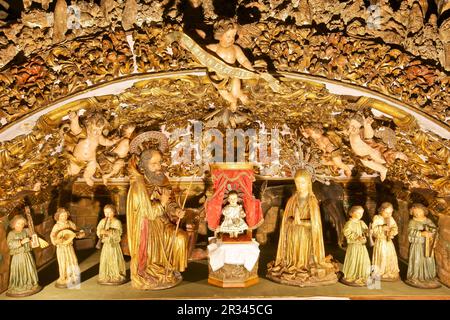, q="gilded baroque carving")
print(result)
[0,73,447,208]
